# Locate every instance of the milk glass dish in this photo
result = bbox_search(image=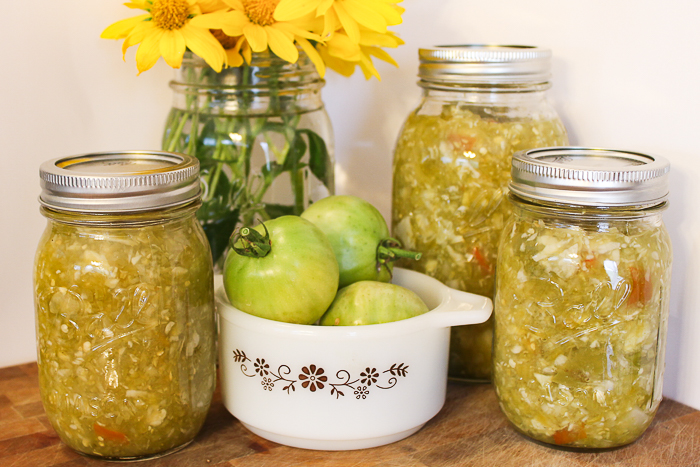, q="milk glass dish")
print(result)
[216,268,492,451]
